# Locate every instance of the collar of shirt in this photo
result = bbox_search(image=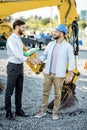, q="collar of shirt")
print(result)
[56,39,65,44]
[12,33,20,38]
